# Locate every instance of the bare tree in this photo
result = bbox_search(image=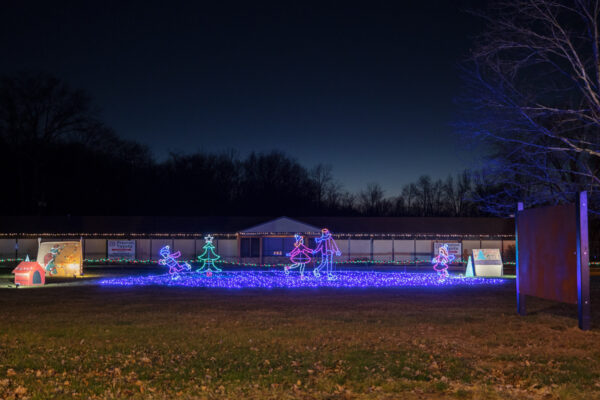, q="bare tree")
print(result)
[0,72,103,212]
[444,172,475,216]
[310,164,342,212]
[414,175,433,216]
[358,183,387,216]
[461,0,600,214]
[401,183,418,215]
